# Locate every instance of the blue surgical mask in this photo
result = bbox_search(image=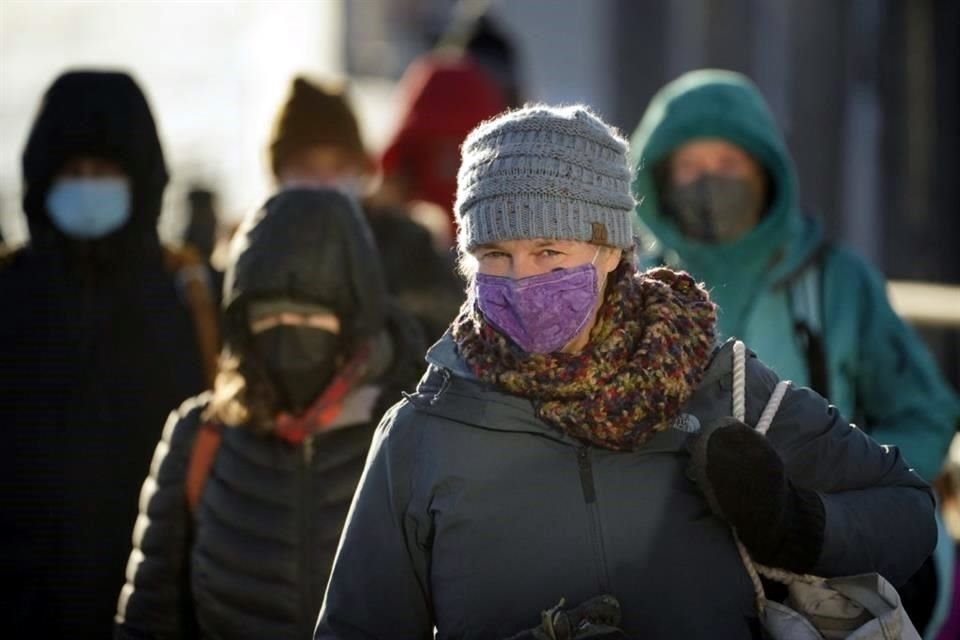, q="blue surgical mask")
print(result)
[45,177,132,239]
